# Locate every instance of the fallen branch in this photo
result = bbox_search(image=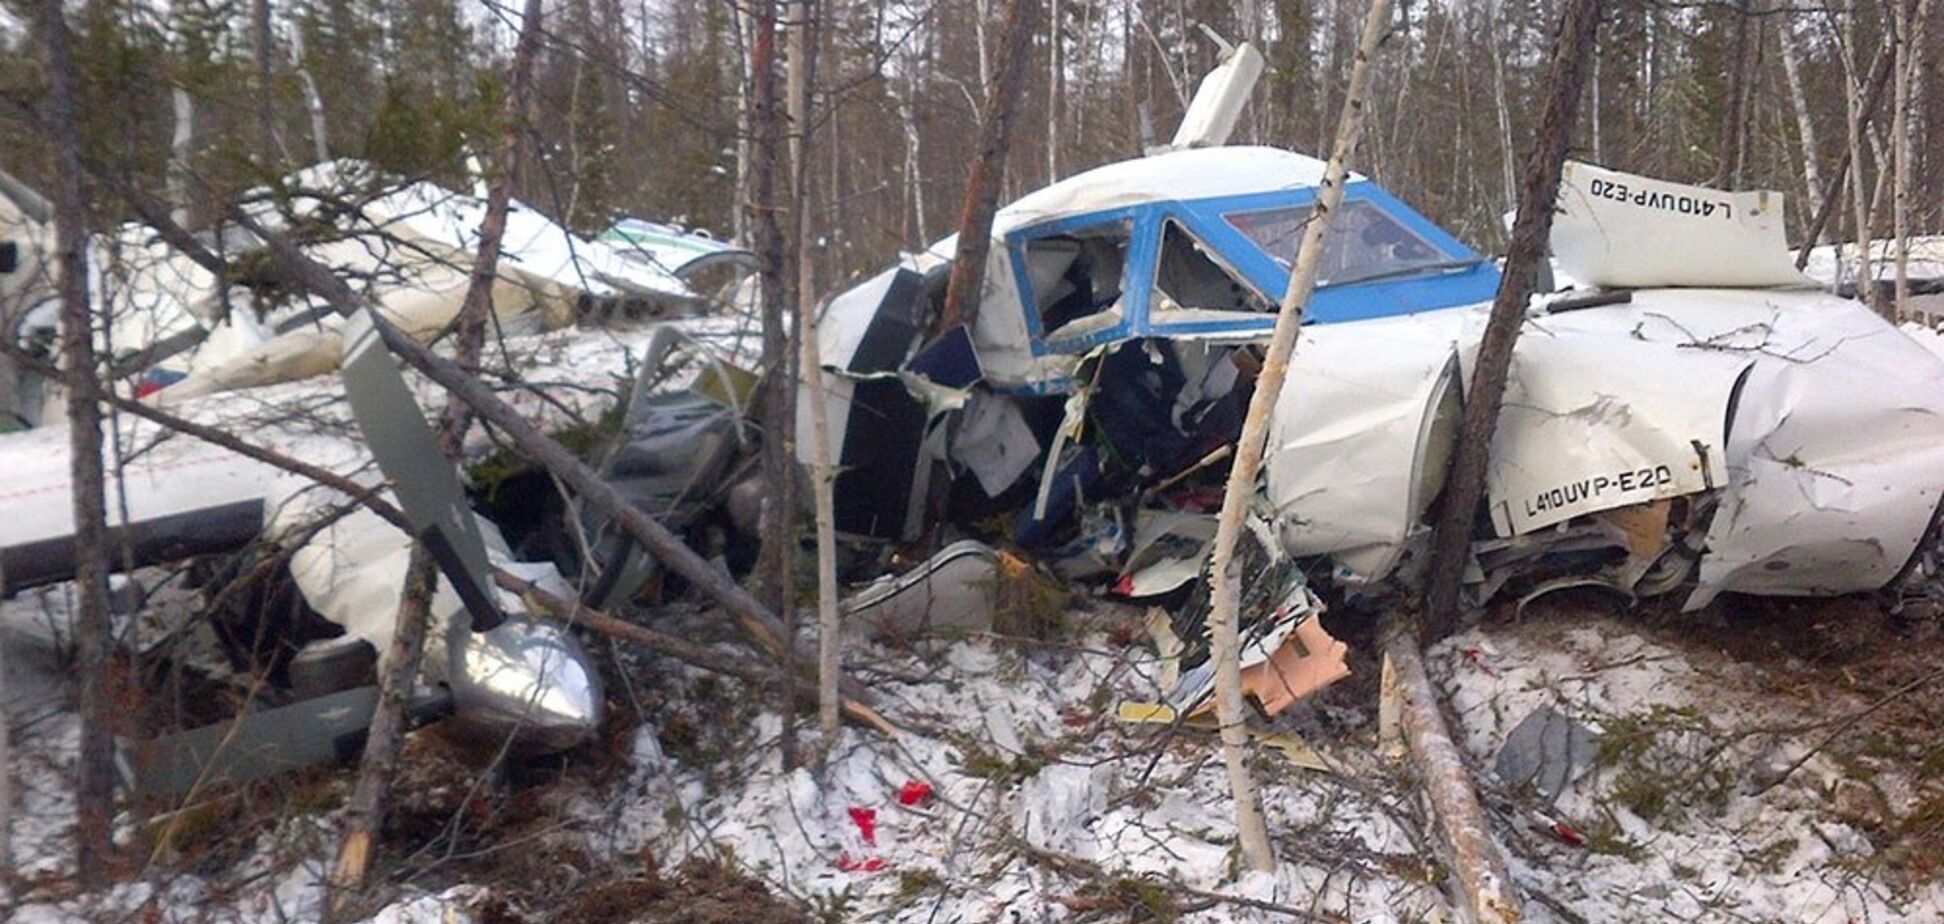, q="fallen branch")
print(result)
[1012,837,1346,923]
[1752,662,1944,794]
[494,570,898,737]
[1382,630,1520,924]
[326,544,439,917]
